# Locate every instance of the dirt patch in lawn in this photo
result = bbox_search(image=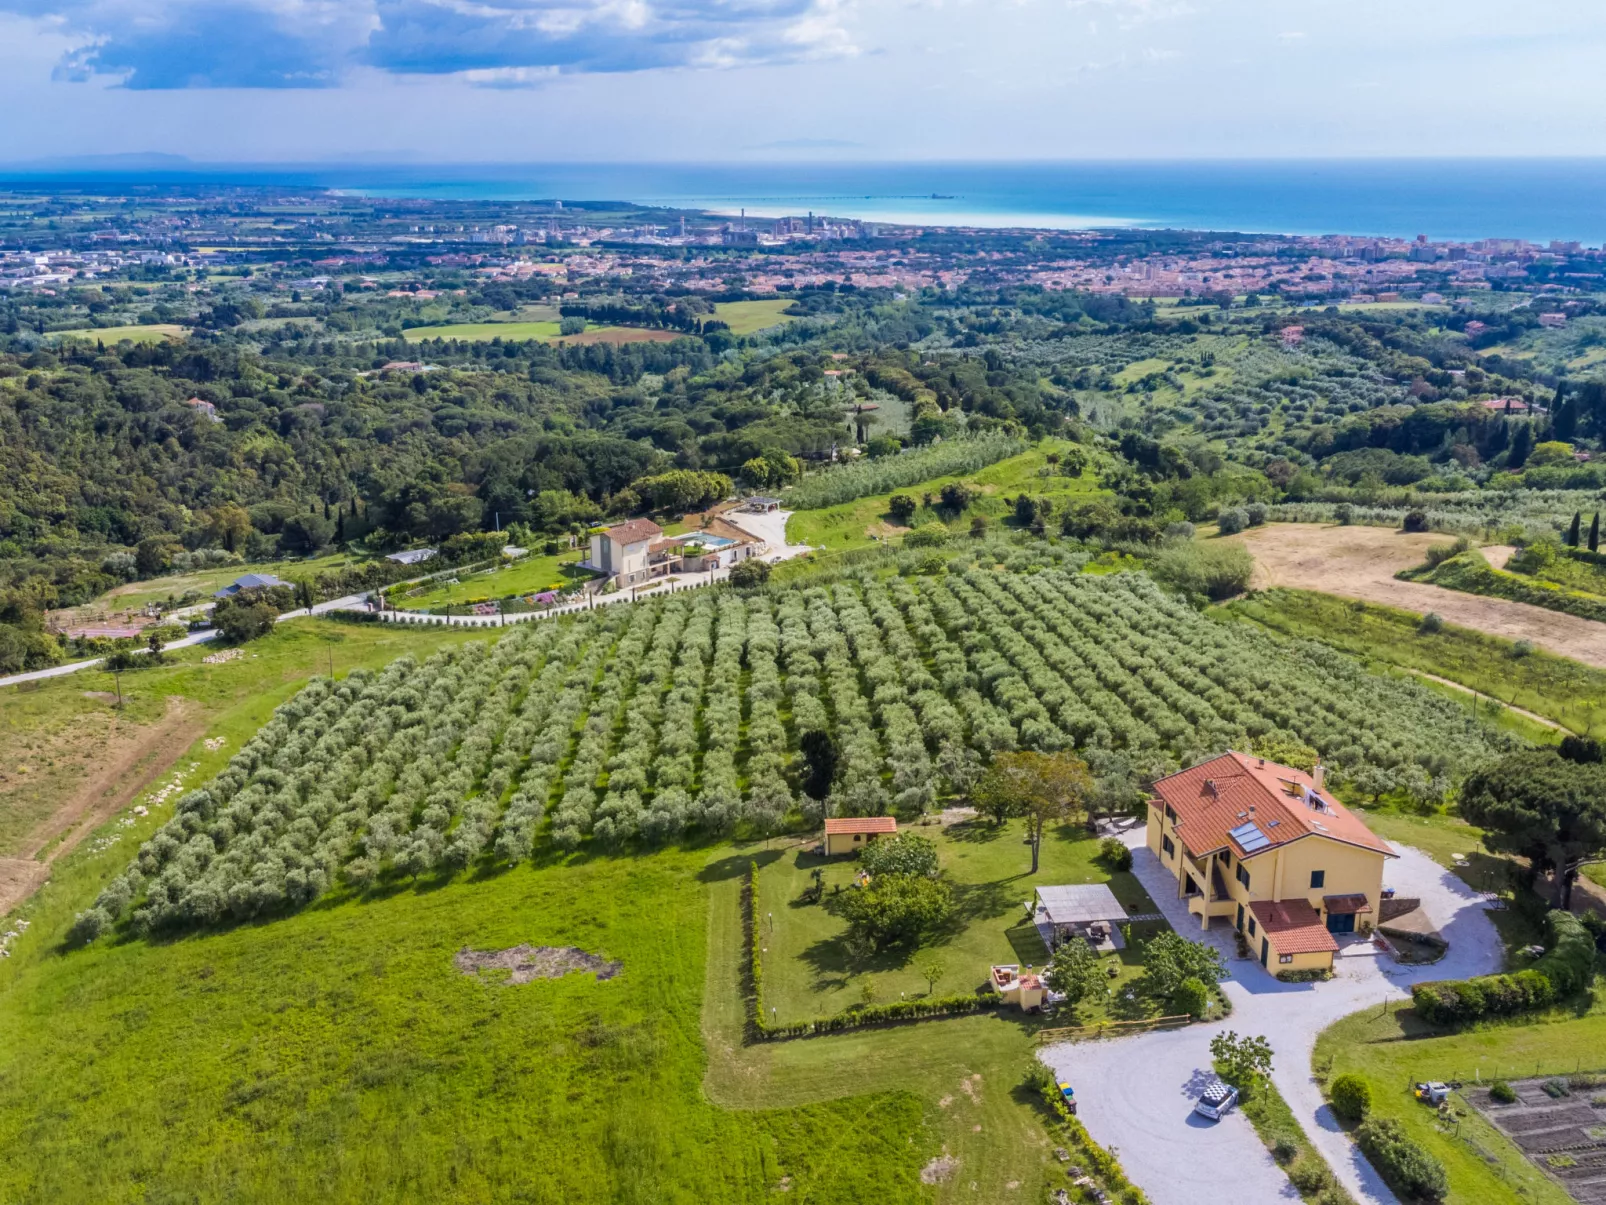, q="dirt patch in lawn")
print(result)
[553,327,683,347]
[920,1153,959,1185]
[1229,523,1606,669]
[453,944,622,984]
